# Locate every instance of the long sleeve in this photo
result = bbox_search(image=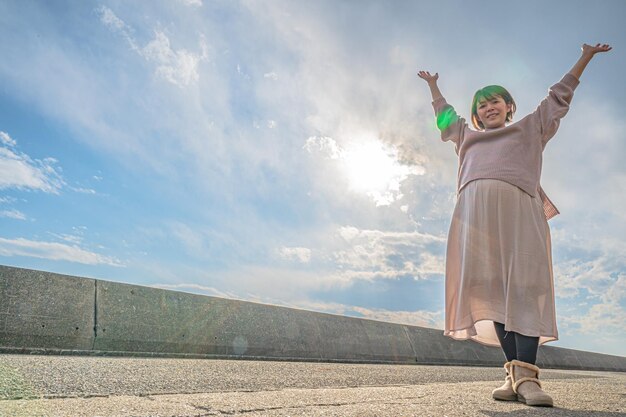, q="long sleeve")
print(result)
[432,97,467,154]
[533,73,580,146]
